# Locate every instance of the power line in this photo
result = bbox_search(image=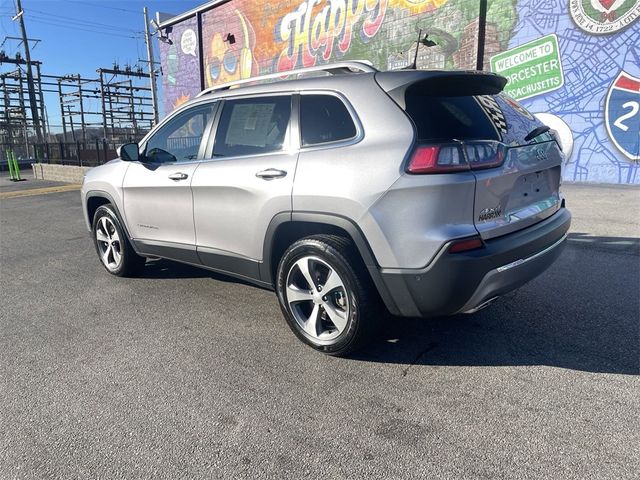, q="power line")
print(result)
[28,18,142,40]
[26,9,141,33]
[28,13,142,36]
[66,0,139,14]
[27,17,141,39]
